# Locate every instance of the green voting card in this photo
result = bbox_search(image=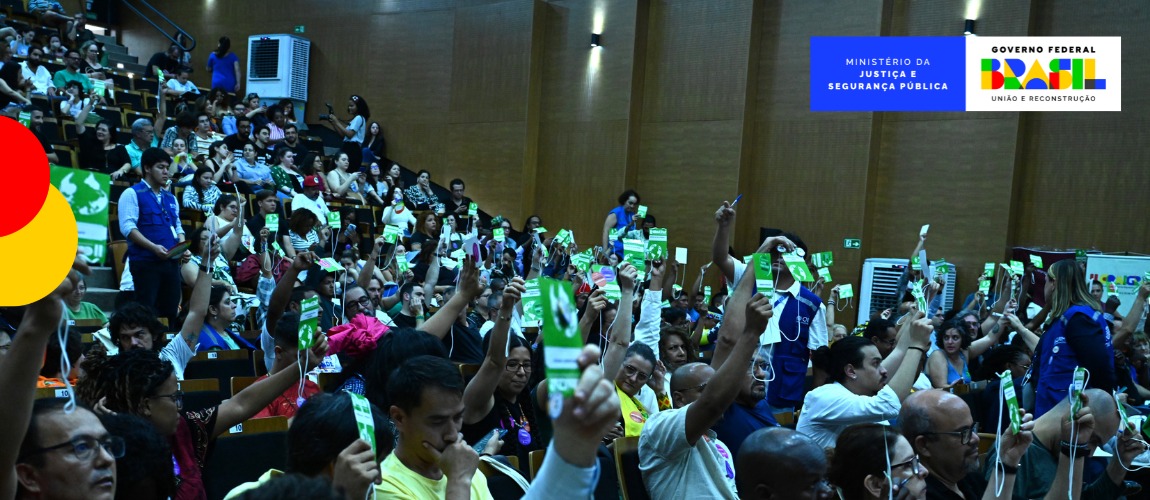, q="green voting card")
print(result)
[521,279,542,327]
[468,202,478,217]
[1029,254,1043,269]
[1001,371,1021,434]
[703,285,712,306]
[494,227,505,243]
[317,258,341,272]
[327,211,341,227]
[349,392,377,456]
[911,255,922,271]
[623,238,646,280]
[781,251,814,282]
[838,284,854,299]
[299,296,319,350]
[382,224,400,243]
[911,280,928,313]
[647,228,668,261]
[752,253,774,296]
[636,205,647,218]
[984,262,996,277]
[539,277,583,418]
[266,214,279,231]
[1009,260,1025,276]
[396,253,409,273]
[811,251,834,268]
[818,267,832,283]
